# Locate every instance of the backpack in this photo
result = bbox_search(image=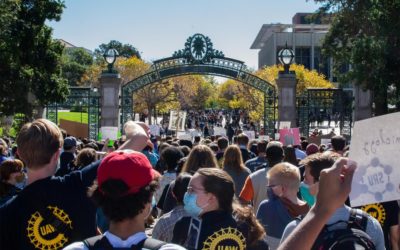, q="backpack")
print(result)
[311,208,376,250]
[83,235,167,250]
